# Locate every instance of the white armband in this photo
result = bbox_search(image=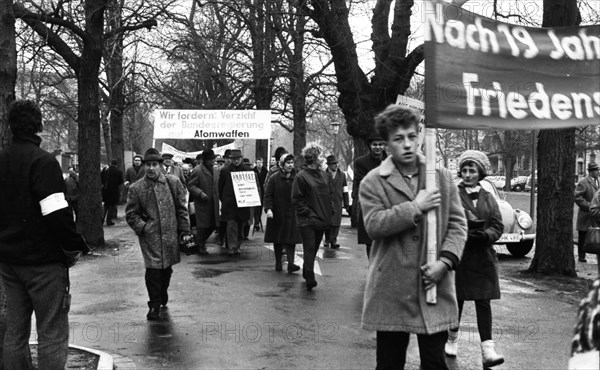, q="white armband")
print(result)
[39,193,69,216]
